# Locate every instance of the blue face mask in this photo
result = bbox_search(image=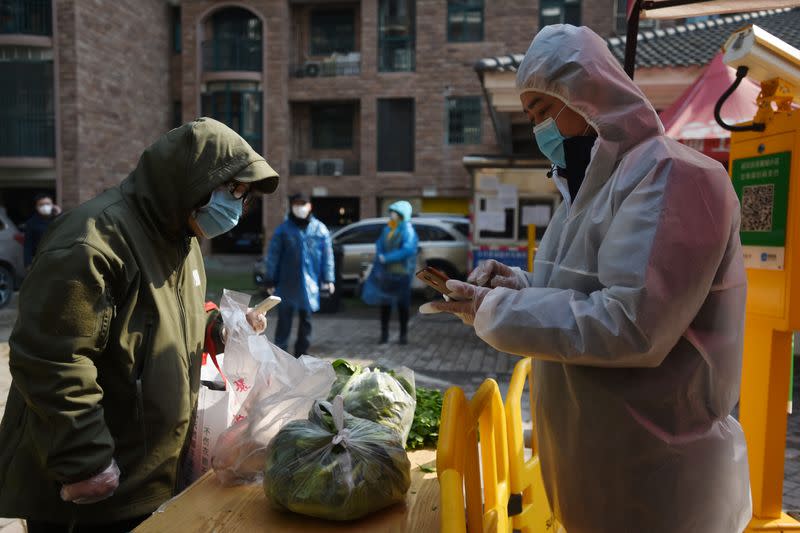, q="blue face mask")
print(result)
[192,187,243,239]
[533,103,568,168]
